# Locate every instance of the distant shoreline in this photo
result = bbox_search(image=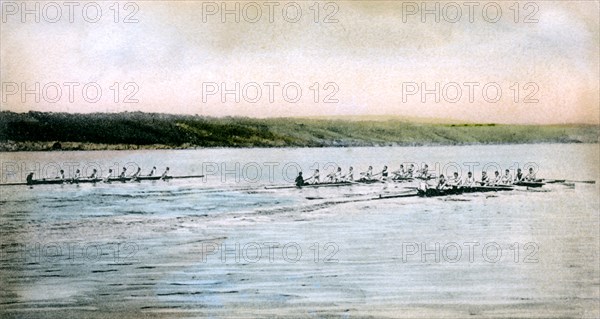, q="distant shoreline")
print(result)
[0,141,598,153]
[1,111,598,152]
